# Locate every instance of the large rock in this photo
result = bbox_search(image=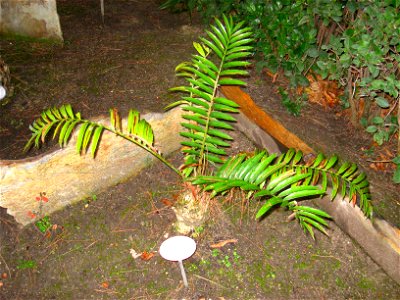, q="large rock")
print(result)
[0,108,183,226]
[0,0,63,41]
